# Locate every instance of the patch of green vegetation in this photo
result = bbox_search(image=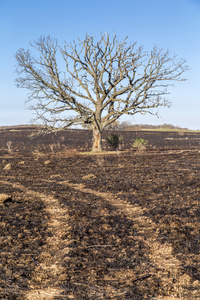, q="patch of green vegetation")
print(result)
[106,134,124,151]
[133,137,148,152]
